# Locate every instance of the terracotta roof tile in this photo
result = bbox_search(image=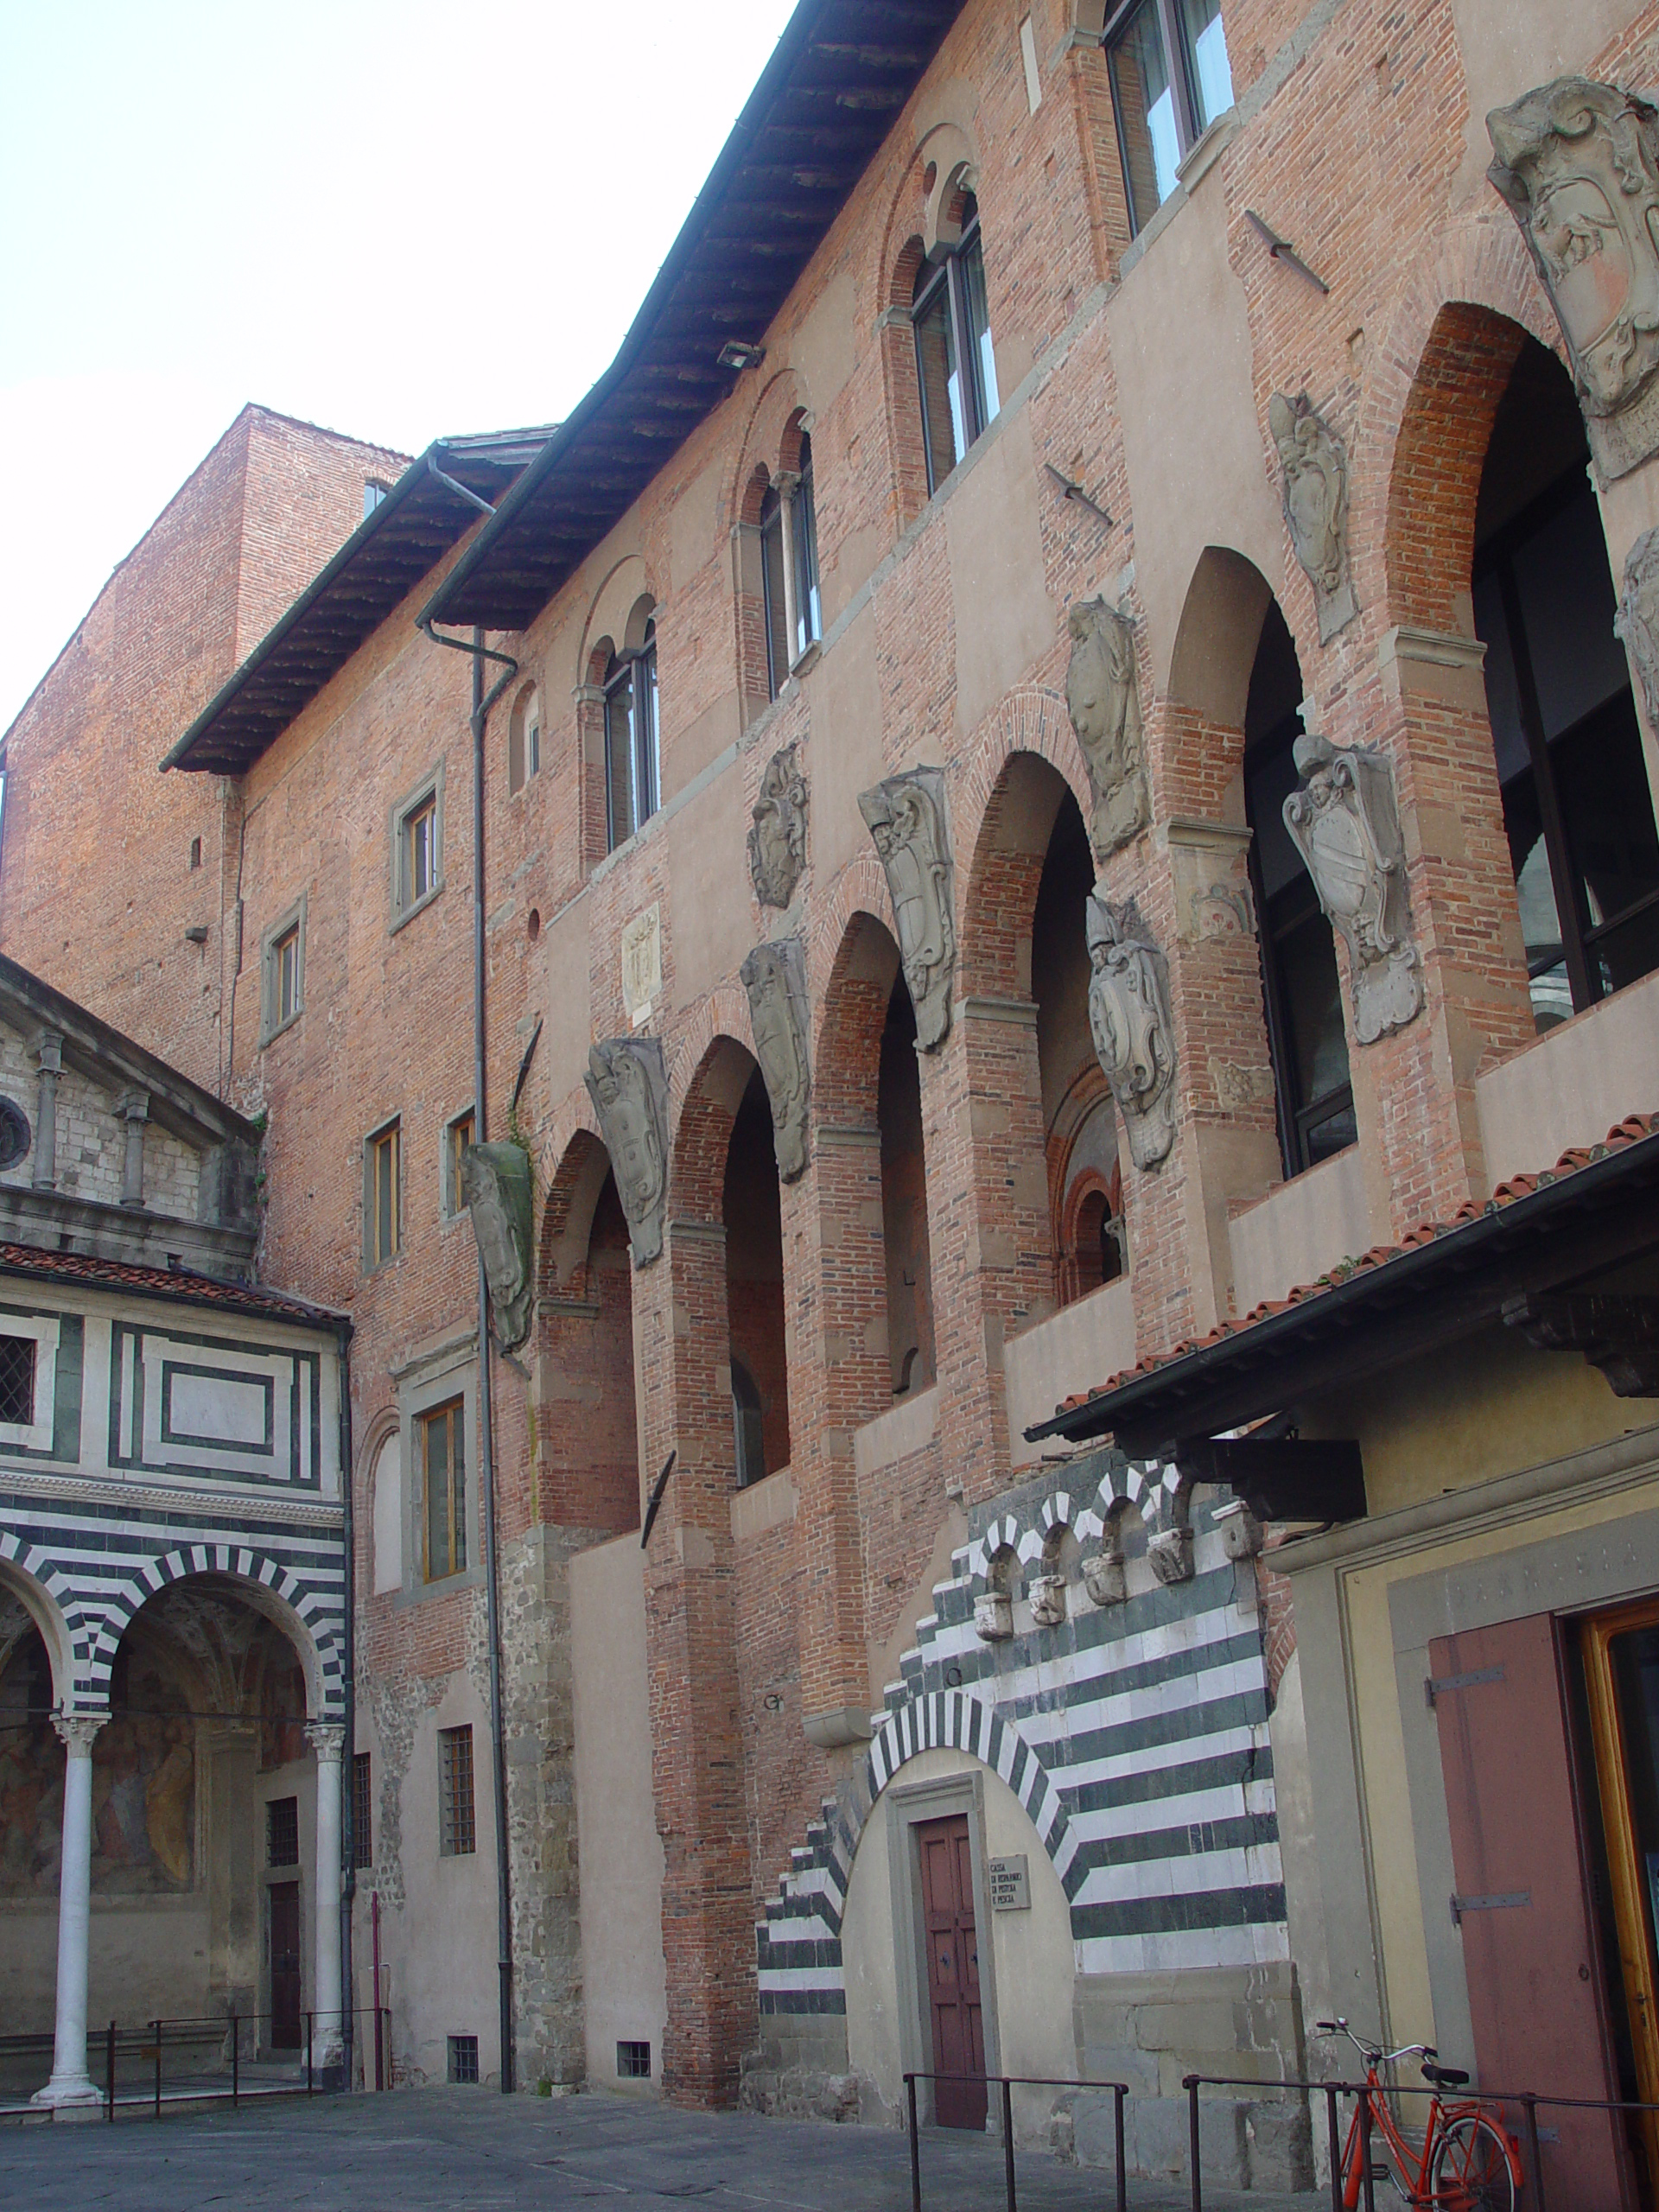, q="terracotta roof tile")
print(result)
[1050,1113,1658,1421]
[0,1244,346,1331]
